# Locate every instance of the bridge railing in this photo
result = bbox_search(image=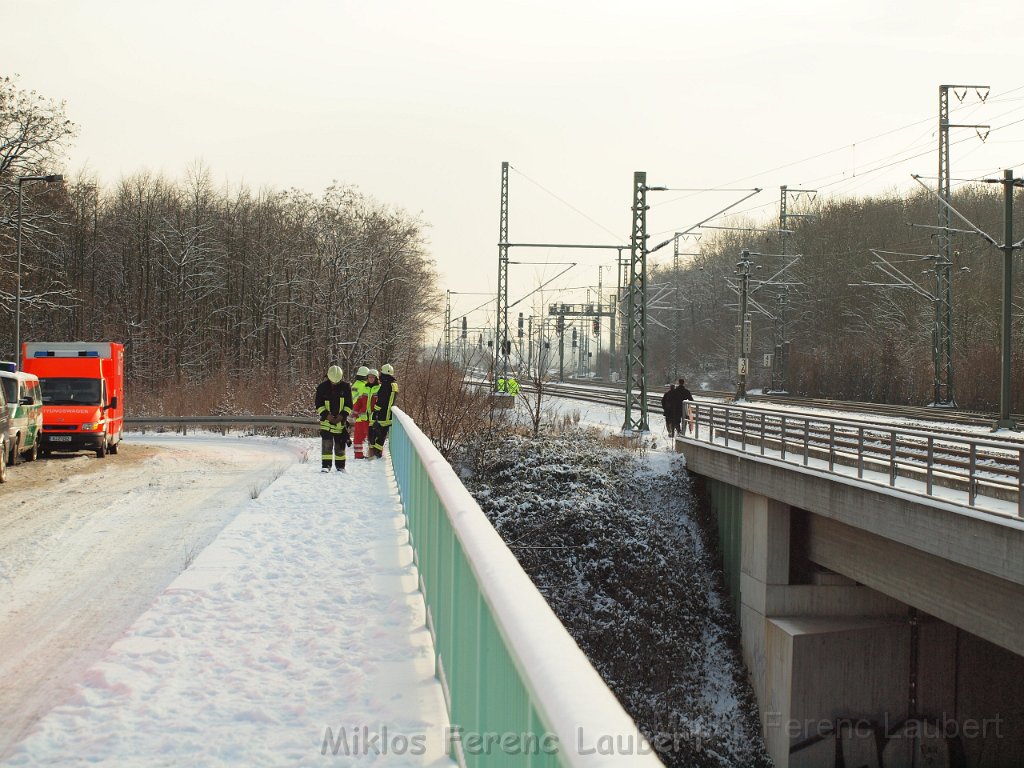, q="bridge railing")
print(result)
[389,408,661,767]
[683,401,1024,518]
